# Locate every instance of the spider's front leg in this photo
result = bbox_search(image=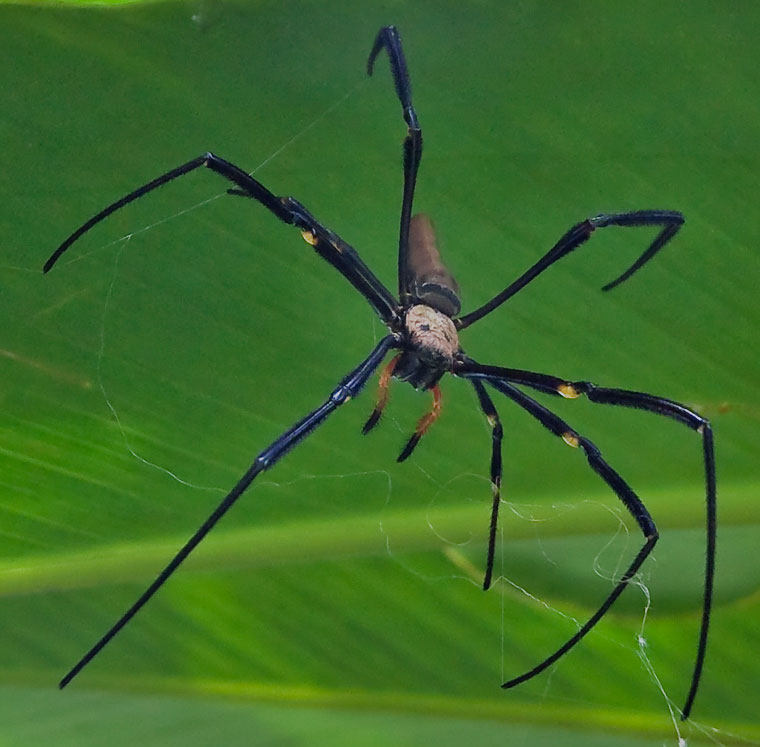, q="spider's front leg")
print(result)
[368,25,423,304]
[457,210,684,329]
[45,152,401,327]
